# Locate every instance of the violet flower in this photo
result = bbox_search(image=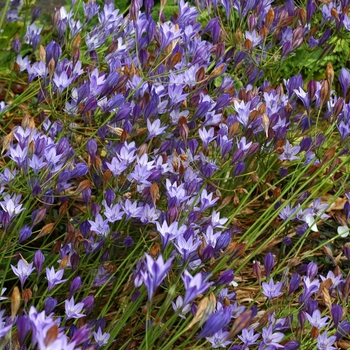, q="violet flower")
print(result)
[93,327,110,348]
[141,253,173,302]
[11,259,35,288]
[262,278,284,300]
[65,297,85,320]
[306,309,329,329]
[197,306,232,338]
[261,324,284,348]
[317,331,337,350]
[278,140,301,161]
[182,270,212,306]
[46,266,68,291]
